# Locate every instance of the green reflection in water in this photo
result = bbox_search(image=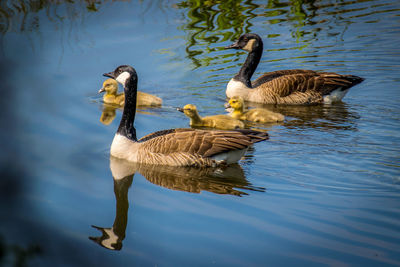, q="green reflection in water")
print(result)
[175,0,260,68]
[174,0,328,68]
[0,0,103,34]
